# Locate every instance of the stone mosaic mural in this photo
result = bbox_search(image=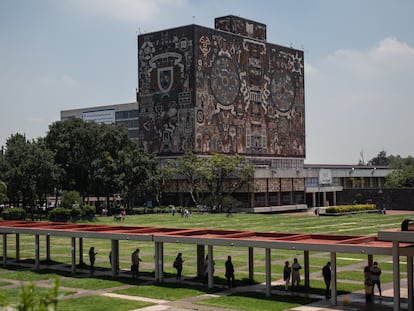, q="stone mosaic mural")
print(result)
[138,17,305,158]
